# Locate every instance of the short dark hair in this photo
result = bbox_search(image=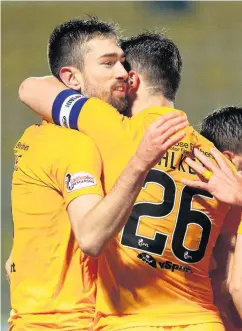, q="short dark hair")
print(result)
[48,17,118,79]
[200,106,242,154]
[120,32,182,101]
